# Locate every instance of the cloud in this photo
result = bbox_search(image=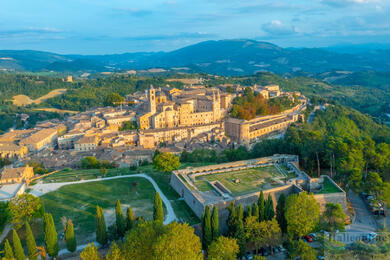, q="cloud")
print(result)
[262,20,297,35]
[121,32,215,41]
[321,0,381,7]
[0,27,62,38]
